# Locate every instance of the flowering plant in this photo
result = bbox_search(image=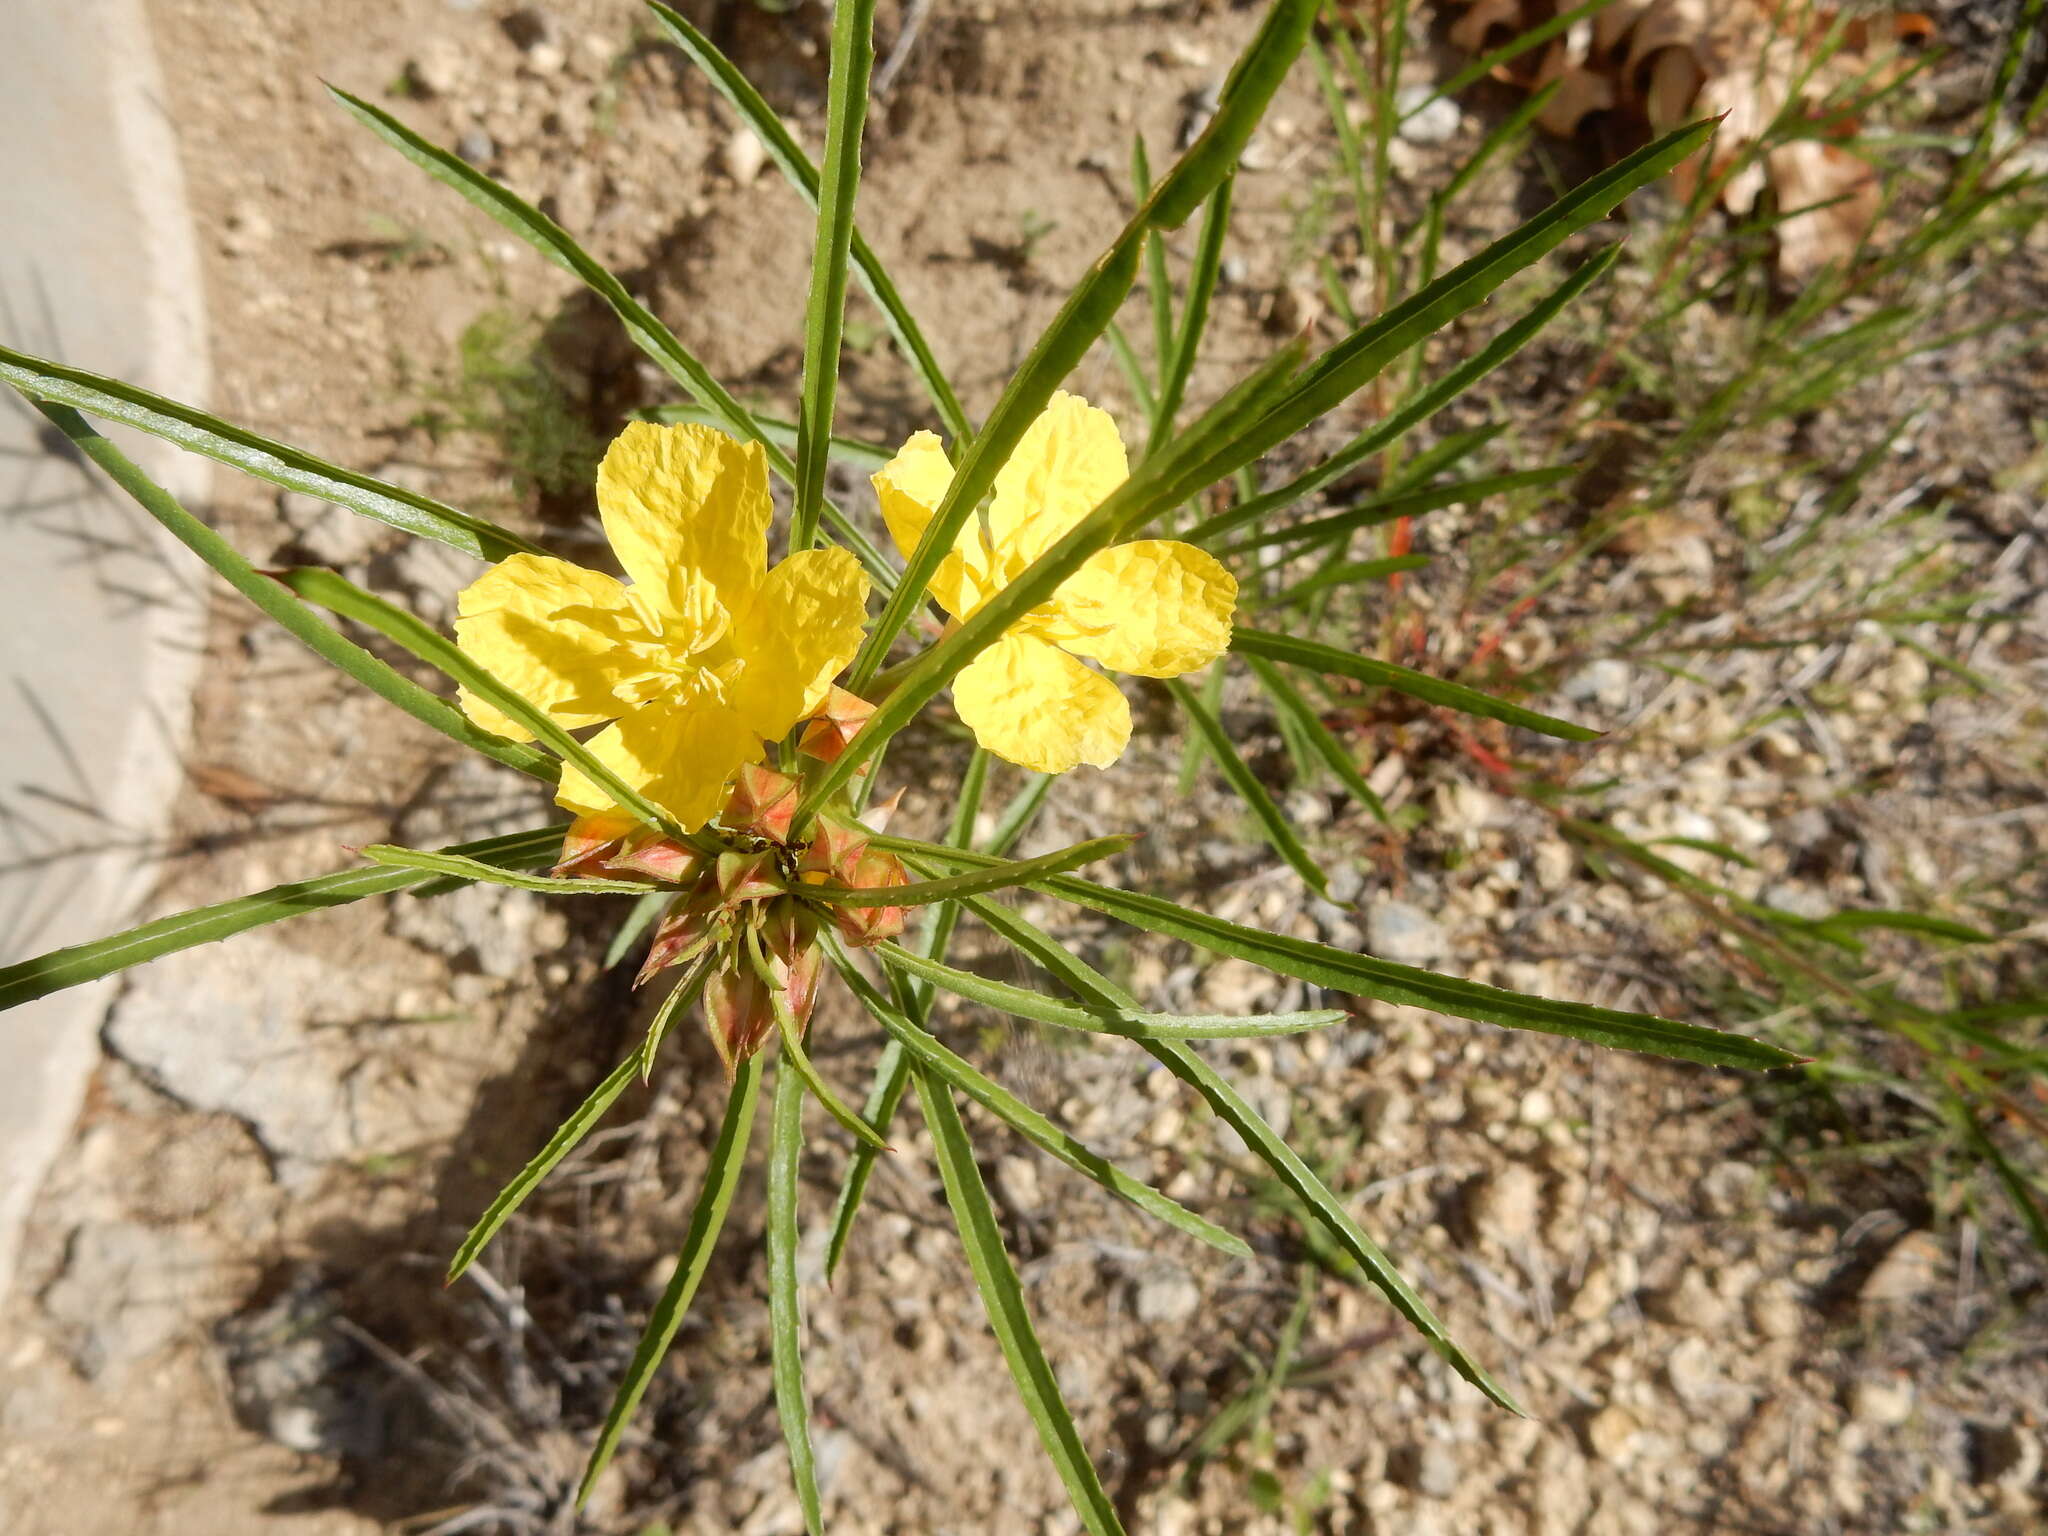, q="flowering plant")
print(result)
[0,2,1796,1528]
